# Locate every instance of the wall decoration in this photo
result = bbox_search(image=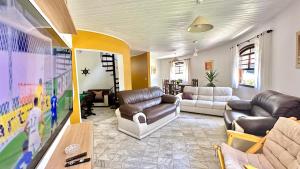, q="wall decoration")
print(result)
[81,68,90,76]
[151,65,157,75]
[297,31,300,69]
[205,60,214,71]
